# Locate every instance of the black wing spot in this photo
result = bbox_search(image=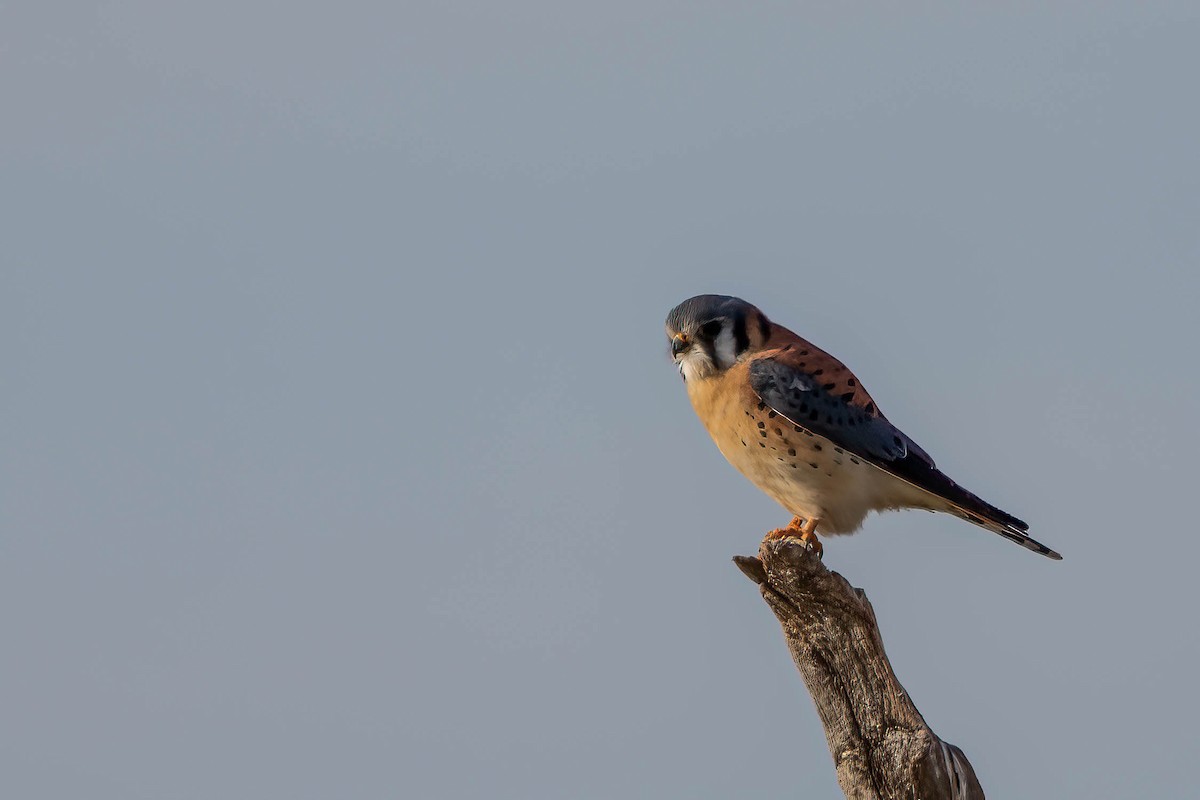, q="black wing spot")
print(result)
[865,401,875,414]
[768,410,777,418]
[840,392,855,403]
[847,378,856,386]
